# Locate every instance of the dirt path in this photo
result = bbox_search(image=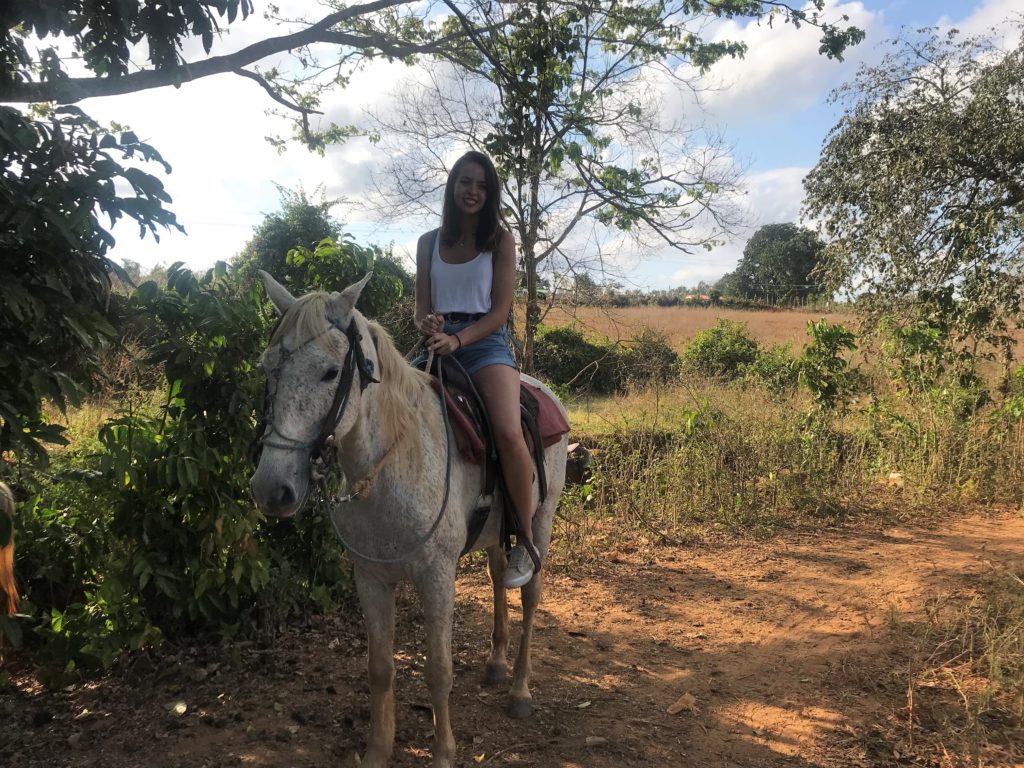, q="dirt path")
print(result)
[3,512,1023,767]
